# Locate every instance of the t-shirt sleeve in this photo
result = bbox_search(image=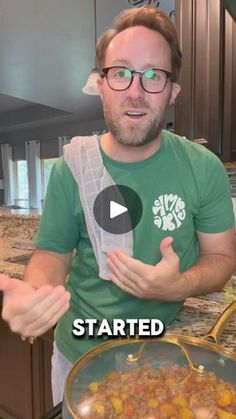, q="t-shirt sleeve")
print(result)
[34,157,81,252]
[194,152,235,233]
